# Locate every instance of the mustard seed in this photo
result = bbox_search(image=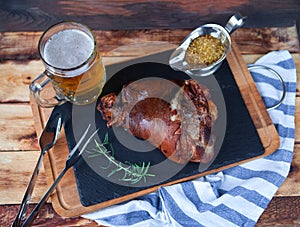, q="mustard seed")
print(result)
[185,34,224,66]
